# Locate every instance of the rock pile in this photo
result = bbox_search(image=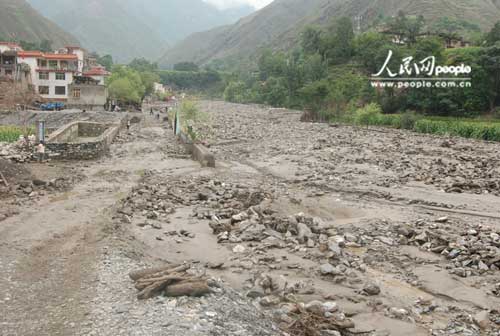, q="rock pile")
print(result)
[284,303,354,336]
[13,176,84,198]
[407,224,500,277]
[0,141,34,163]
